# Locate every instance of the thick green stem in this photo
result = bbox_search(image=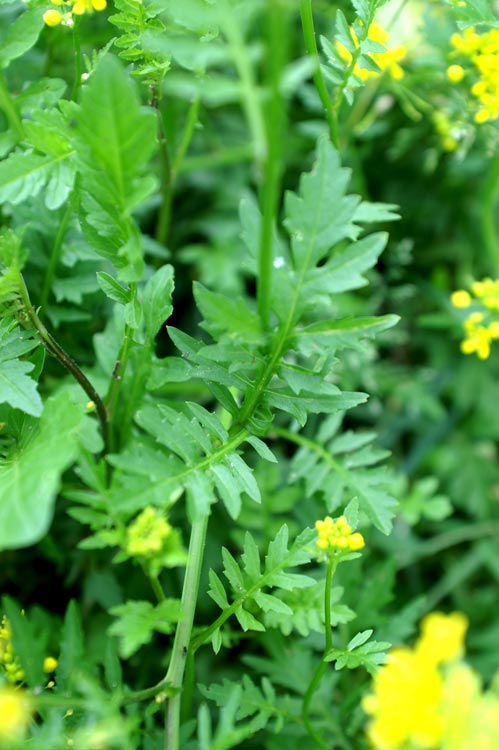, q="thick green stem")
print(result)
[482,150,499,276]
[156,98,200,246]
[0,71,24,140]
[164,515,209,750]
[219,0,267,168]
[40,204,71,310]
[301,556,338,749]
[300,0,338,147]
[257,0,288,329]
[16,273,109,455]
